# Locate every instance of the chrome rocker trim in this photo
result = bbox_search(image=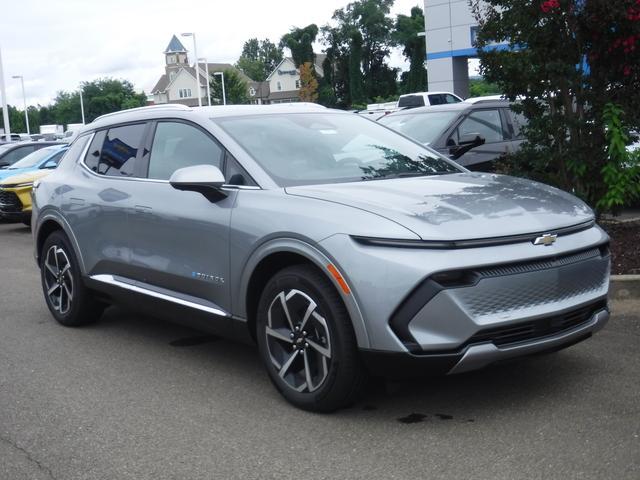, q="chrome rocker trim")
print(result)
[90,274,229,317]
[447,307,610,374]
